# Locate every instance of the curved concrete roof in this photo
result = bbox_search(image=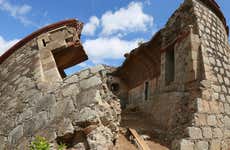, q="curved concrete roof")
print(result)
[0,19,83,64]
